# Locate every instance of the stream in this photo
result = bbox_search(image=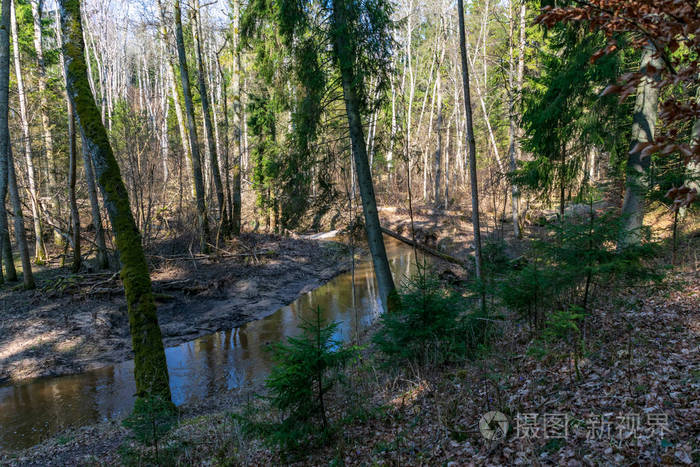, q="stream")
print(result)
[0,236,426,452]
